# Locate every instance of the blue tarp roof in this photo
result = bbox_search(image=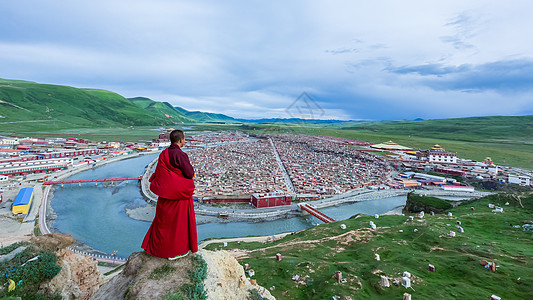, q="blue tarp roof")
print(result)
[13,187,33,206]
